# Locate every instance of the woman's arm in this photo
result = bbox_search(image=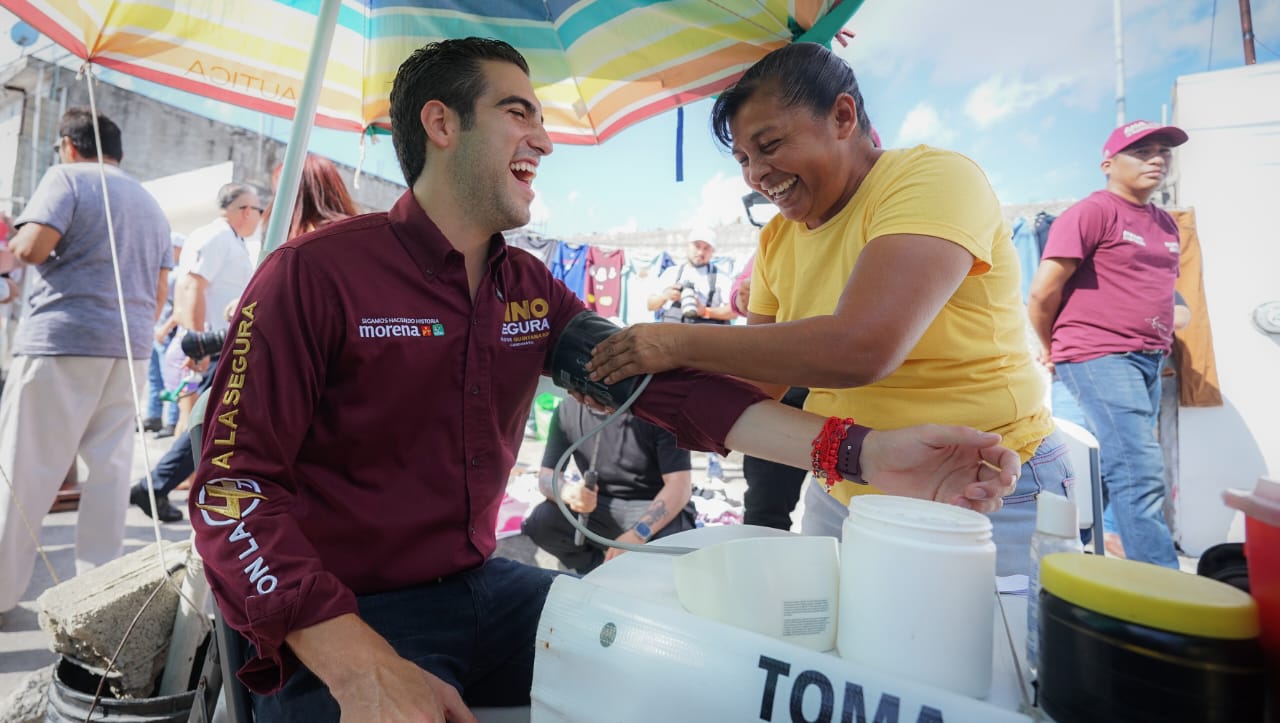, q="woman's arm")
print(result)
[589,233,972,388]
